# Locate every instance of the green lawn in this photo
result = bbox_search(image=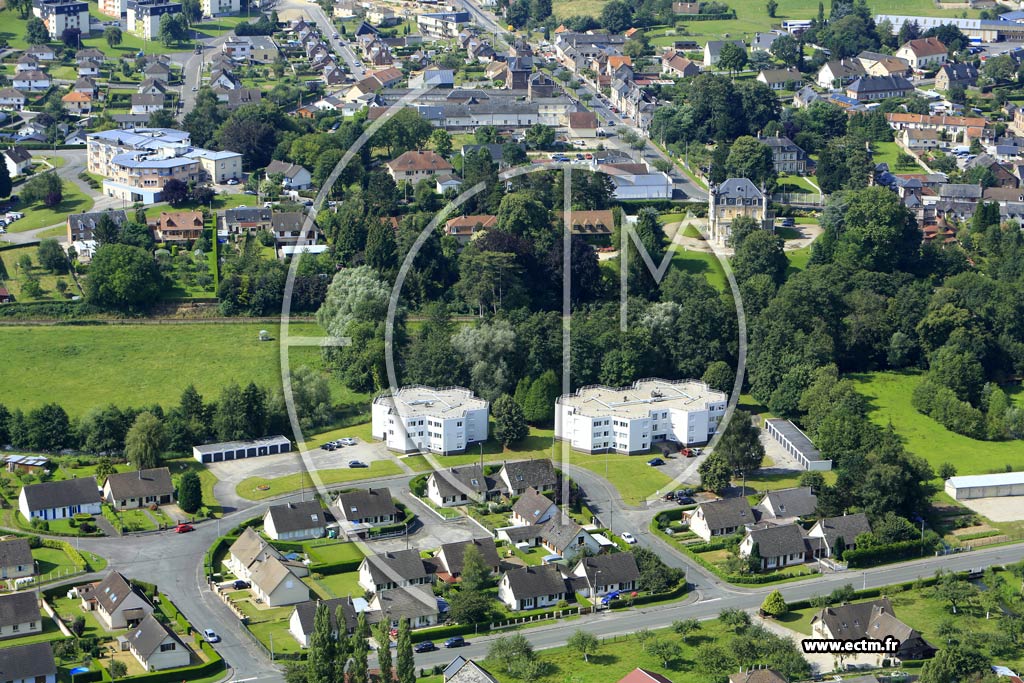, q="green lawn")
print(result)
[235,461,404,501]
[143,192,261,220]
[0,244,77,302]
[308,571,363,599]
[1,323,327,415]
[167,458,222,517]
[0,617,66,648]
[853,371,1024,475]
[871,142,925,172]
[33,546,79,580]
[775,174,818,194]
[671,248,727,292]
[567,450,673,505]
[785,245,813,274]
[304,541,365,565]
[8,181,93,232]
